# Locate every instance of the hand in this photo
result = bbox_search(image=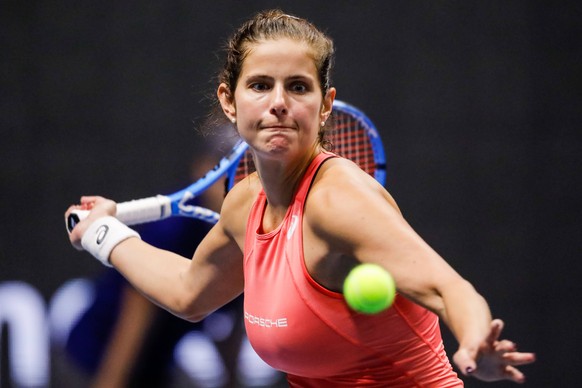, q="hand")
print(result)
[65,196,117,250]
[453,319,536,384]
